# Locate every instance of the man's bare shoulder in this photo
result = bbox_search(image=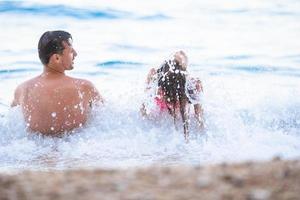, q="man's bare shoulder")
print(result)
[71,77,99,94]
[11,76,40,106]
[69,77,95,90]
[15,76,43,92]
[70,77,102,104]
